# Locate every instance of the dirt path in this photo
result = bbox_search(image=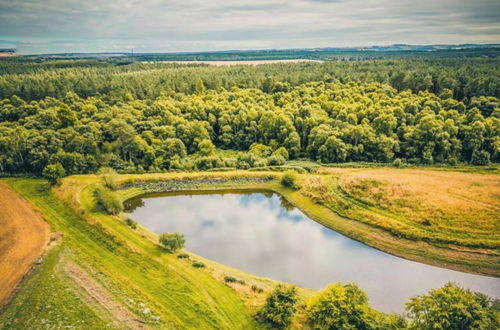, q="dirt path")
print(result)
[64,262,145,329]
[0,182,50,306]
